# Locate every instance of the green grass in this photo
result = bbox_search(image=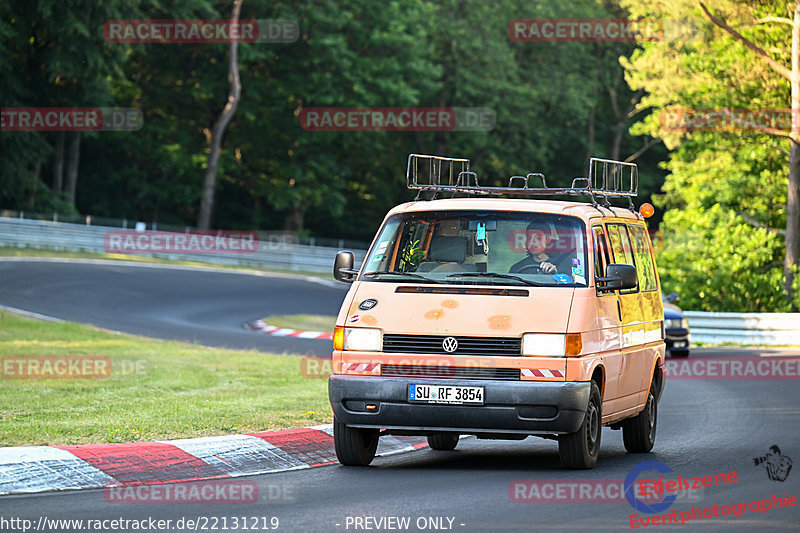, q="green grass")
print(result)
[262,314,336,332]
[0,246,330,279]
[0,311,331,446]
